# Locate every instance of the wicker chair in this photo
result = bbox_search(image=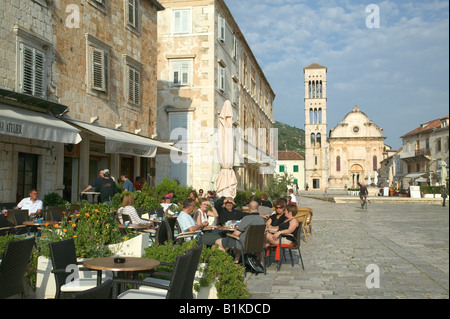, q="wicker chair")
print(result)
[49,238,104,299]
[296,207,313,242]
[0,214,13,236]
[47,207,65,222]
[140,243,203,299]
[0,237,35,299]
[4,209,28,235]
[70,280,113,299]
[113,248,194,299]
[233,224,266,276]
